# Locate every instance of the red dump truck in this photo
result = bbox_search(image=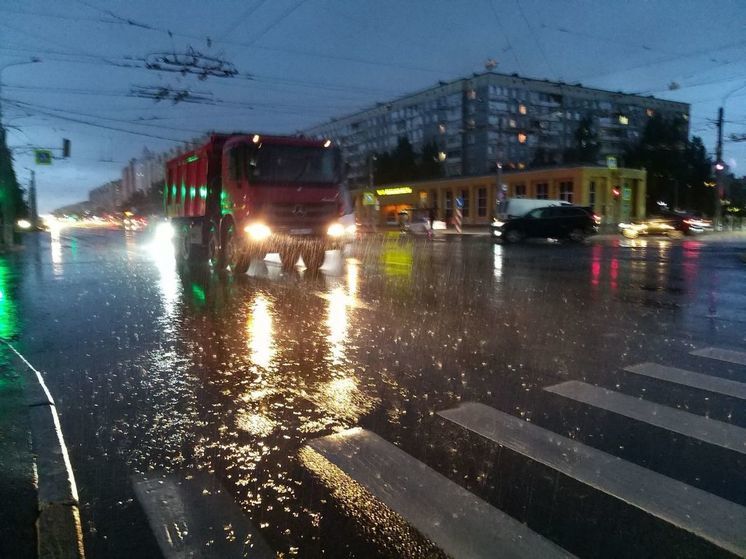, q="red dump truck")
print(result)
[164,133,353,273]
